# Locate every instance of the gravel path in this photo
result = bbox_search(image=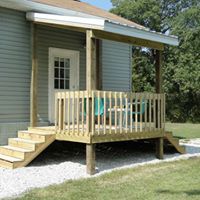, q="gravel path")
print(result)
[0,139,200,199]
